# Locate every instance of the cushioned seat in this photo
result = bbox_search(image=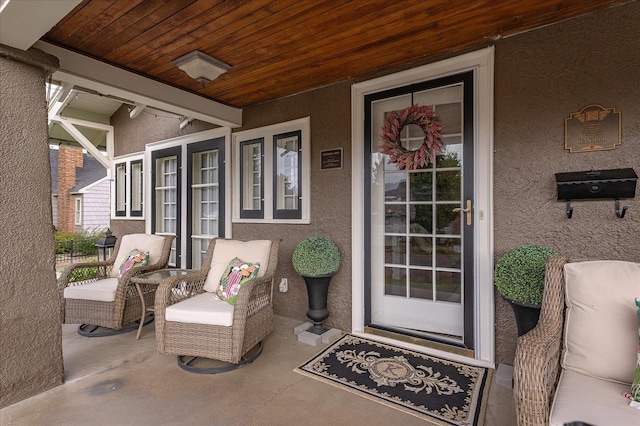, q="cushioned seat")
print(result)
[165,293,234,326]
[550,370,637,426]
[63,278,119,302]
